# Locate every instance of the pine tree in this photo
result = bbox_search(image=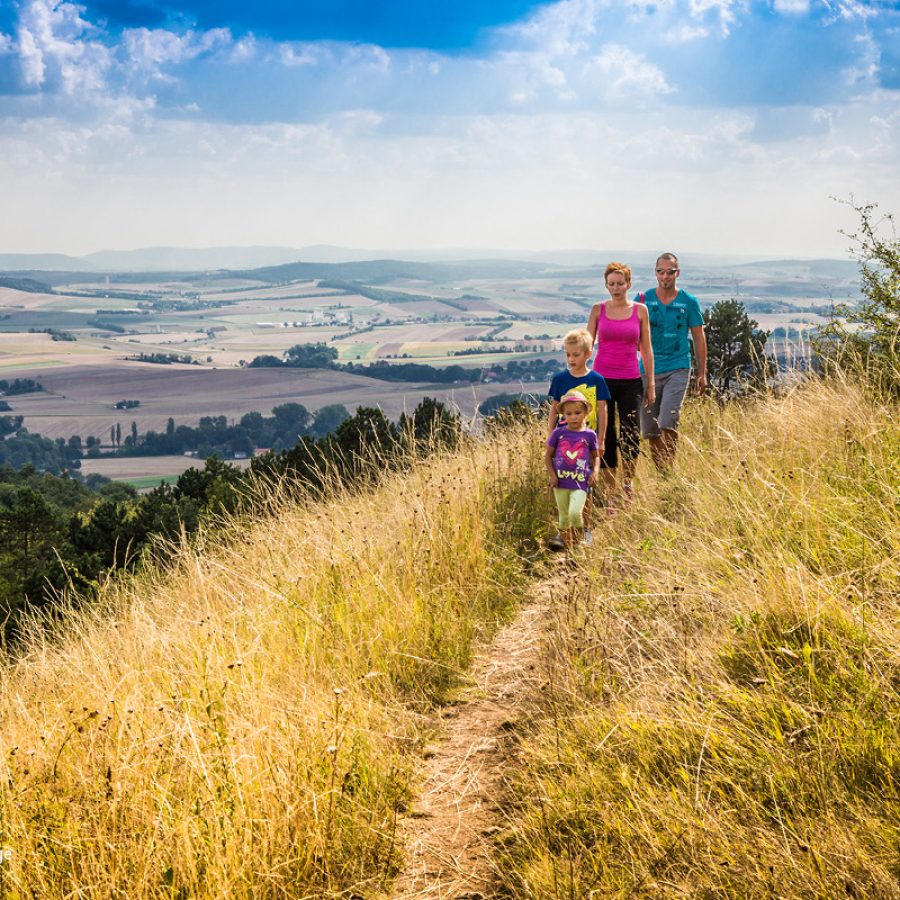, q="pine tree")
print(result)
[704,299,772,394]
